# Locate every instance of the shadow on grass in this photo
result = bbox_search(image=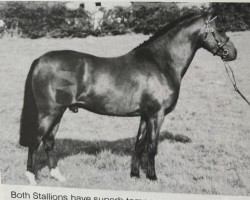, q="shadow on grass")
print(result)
[35,130,191,172]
